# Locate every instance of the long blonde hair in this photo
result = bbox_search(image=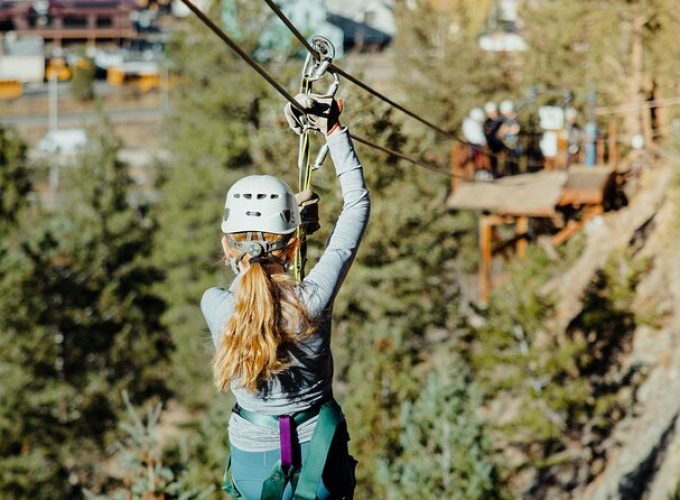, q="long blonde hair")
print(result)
[213,232,315,392]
